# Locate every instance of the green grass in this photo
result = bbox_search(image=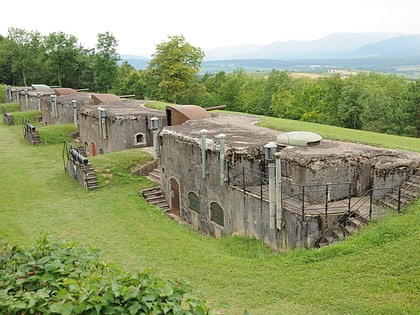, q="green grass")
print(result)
[259,116,420,153]
[0,113,419,314]
[144,101,174,110]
